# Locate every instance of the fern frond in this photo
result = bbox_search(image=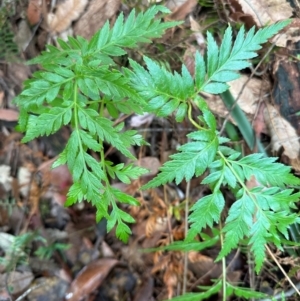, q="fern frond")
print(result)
[30,6,179,66]
[88,6,179,55]
[196,21,290,94]
[128,21,290,118]
[186,191,225,242]
[142,128,218,189]
[229,153,300,187]
[127,57,194,117]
